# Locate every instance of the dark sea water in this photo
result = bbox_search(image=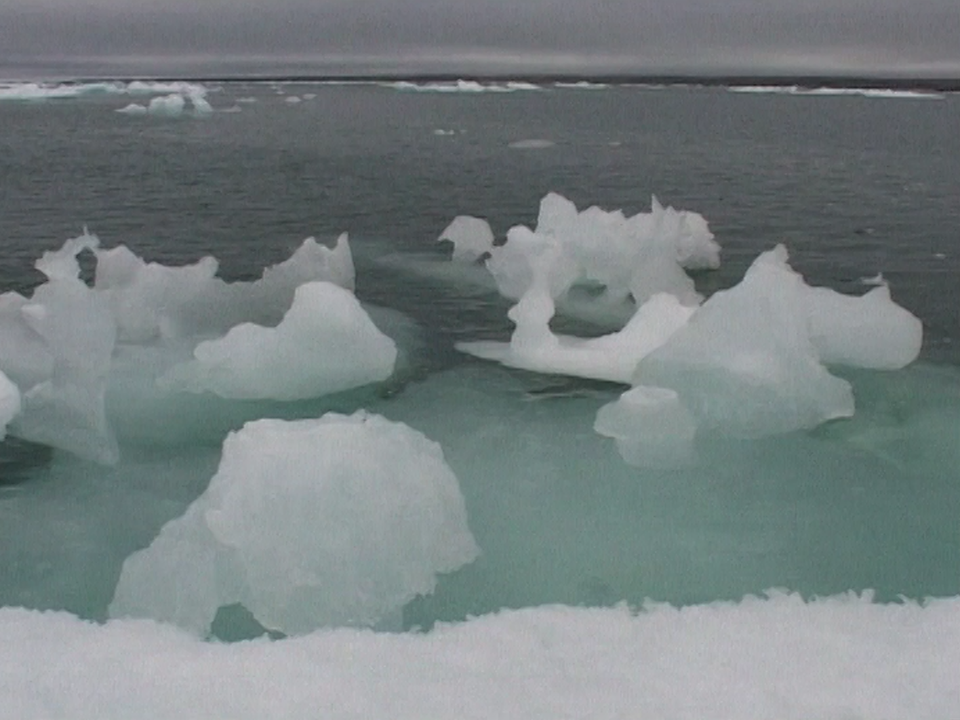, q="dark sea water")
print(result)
[1,82,958,633]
